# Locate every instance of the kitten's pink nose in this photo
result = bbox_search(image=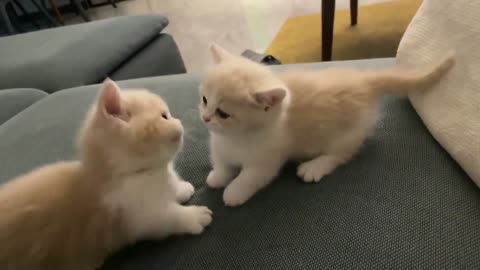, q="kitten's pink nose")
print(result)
[202,115,211,123]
